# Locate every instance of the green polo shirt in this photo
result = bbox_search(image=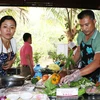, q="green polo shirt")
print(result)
[77,29,100,53]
